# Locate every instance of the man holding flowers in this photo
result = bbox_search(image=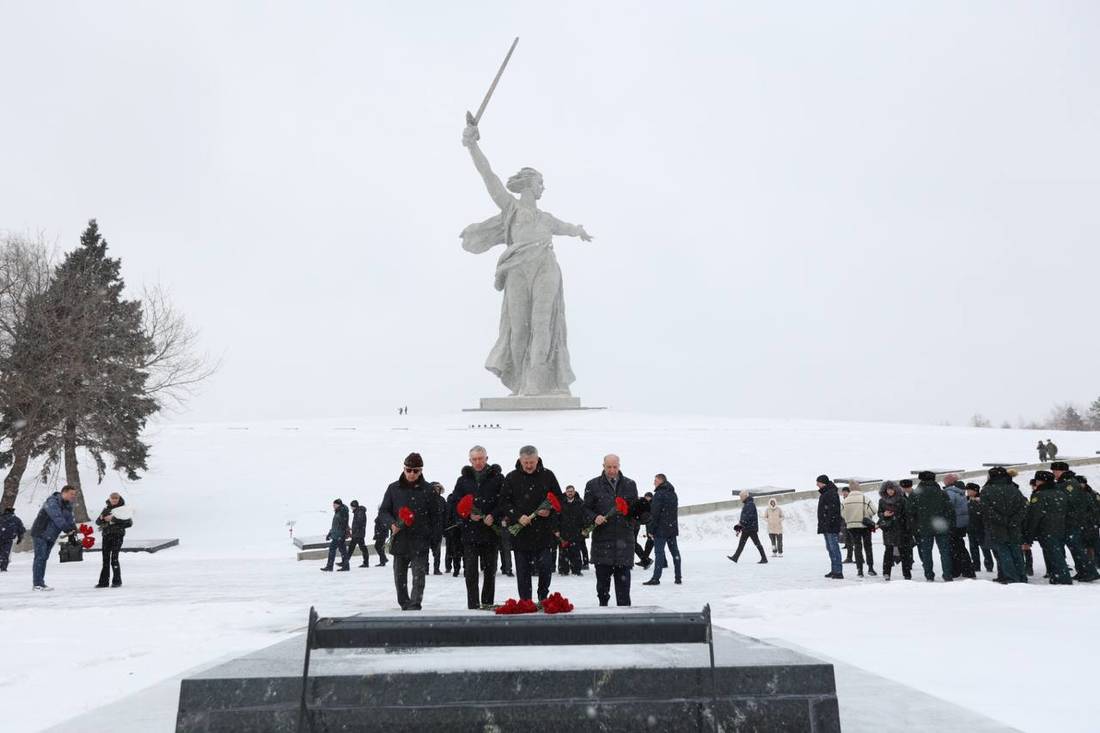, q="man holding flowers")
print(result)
[452,445,505,609]
[498,445,564,603]
[378,452,439,610]
[584,454,638,606]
